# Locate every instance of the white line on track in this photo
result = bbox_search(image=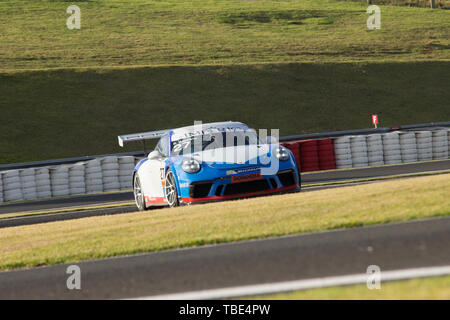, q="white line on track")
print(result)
[130,265,450,300]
